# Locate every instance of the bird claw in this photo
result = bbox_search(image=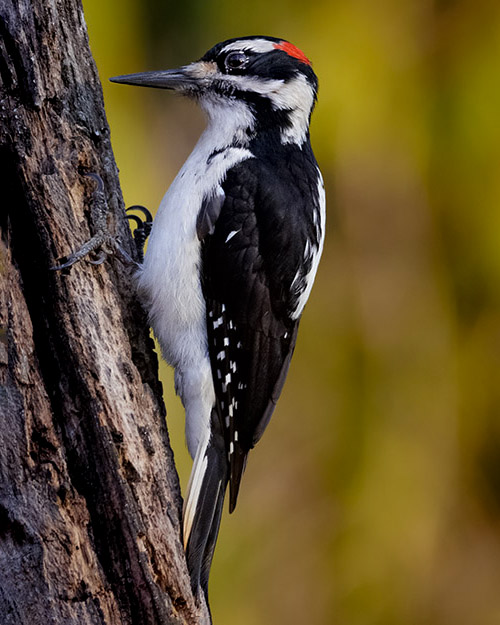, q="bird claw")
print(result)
[88,250,108,265]
[126,205,153,264]
[127,204,153,224]
[51,232,110,271]
[51,253,86,272]
[52,173,111,271]
[51,174,151,271]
